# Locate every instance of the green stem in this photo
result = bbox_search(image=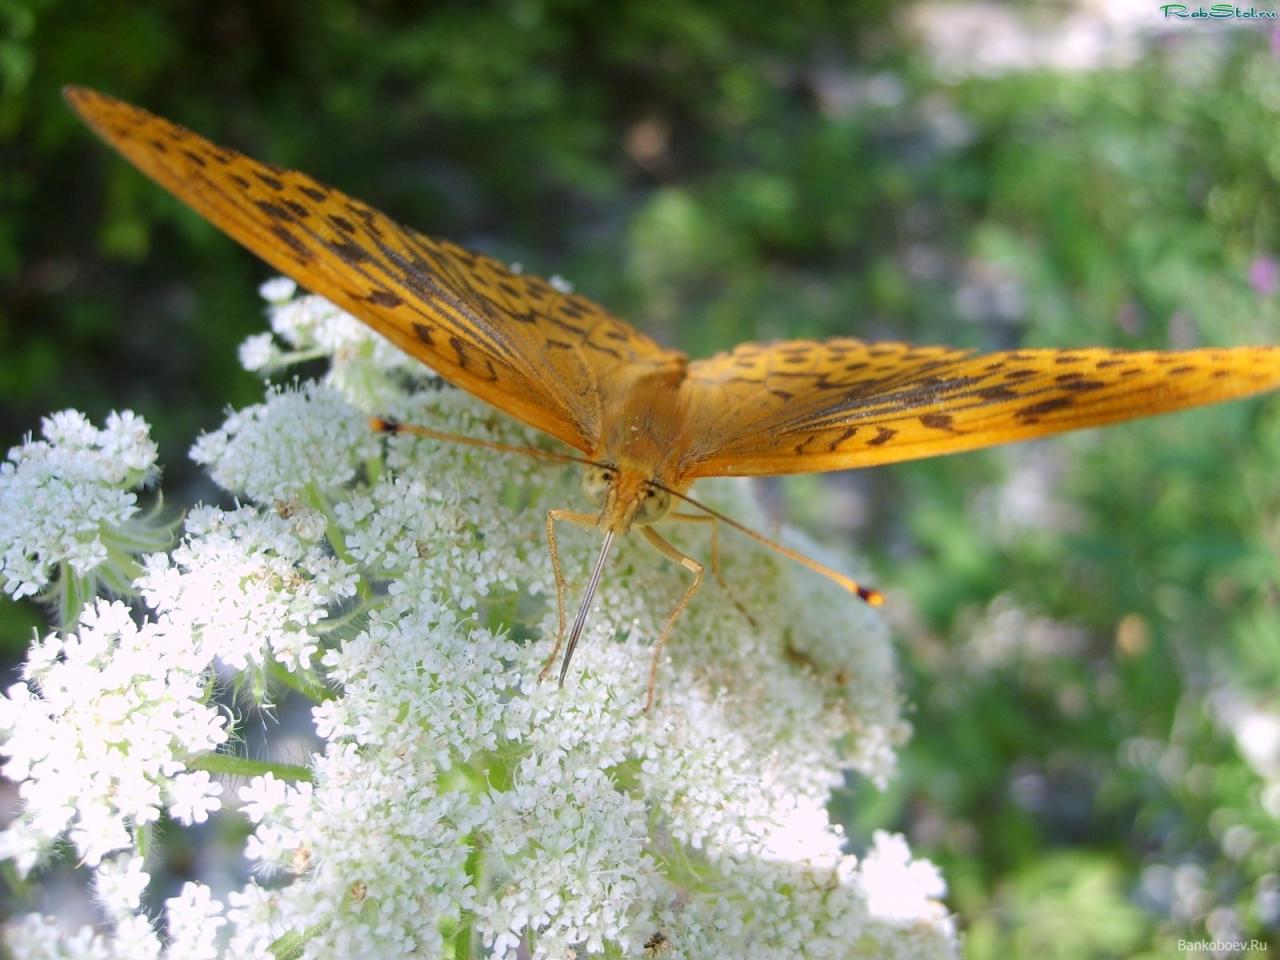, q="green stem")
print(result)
[303,483,378,605]
[135,822,152,859]
[55,564,91,629]
[187,752,313,782]
[455,836,483,959]
[279,347,330,366]
[0,860,28,902]
[303,485,350,562]
[269,660,334,702]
